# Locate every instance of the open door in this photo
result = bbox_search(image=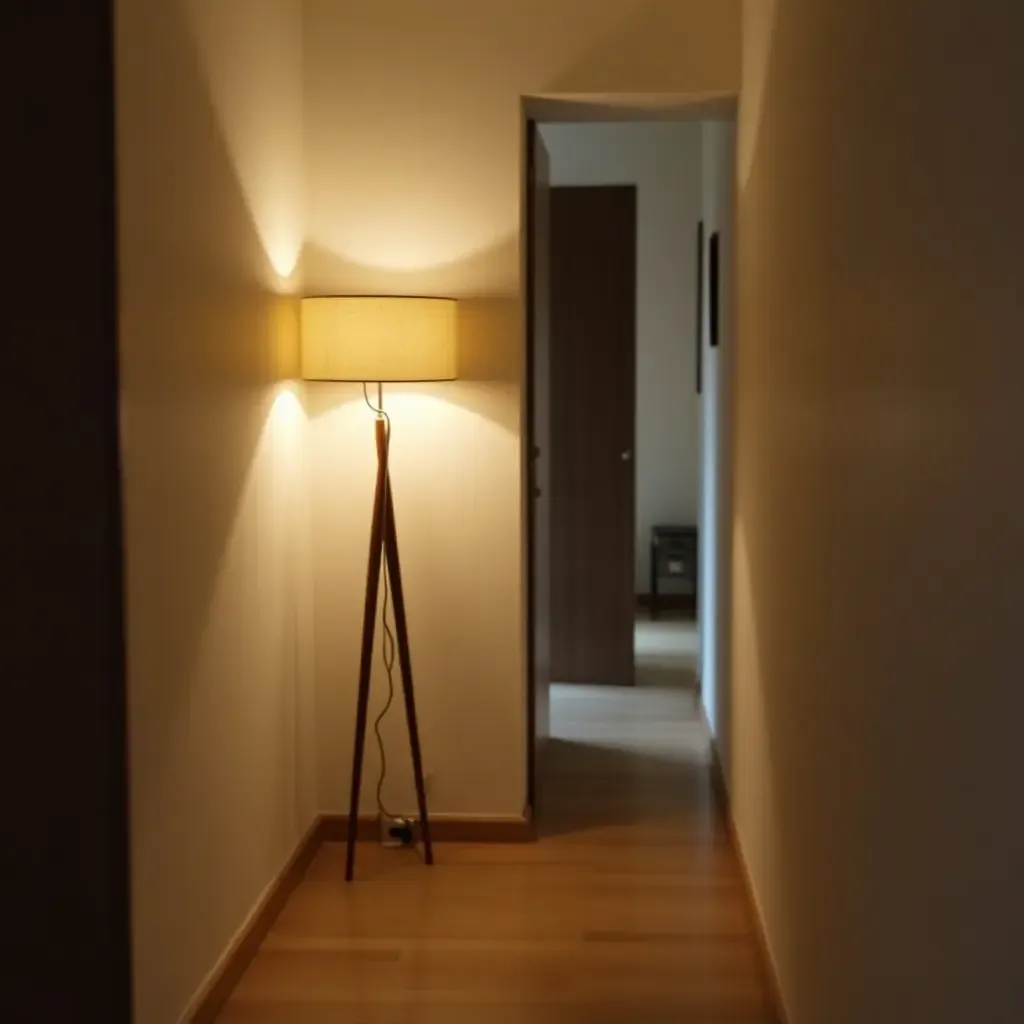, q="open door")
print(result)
[549,185,637,686]
[526,122,551,816]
